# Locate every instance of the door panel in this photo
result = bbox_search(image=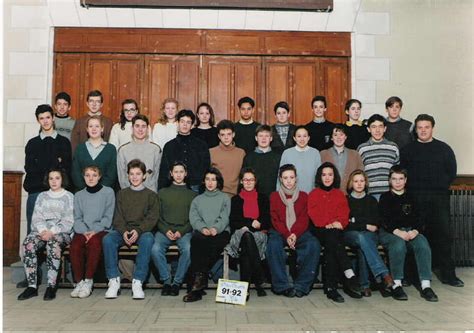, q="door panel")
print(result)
[319,58,349,124]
